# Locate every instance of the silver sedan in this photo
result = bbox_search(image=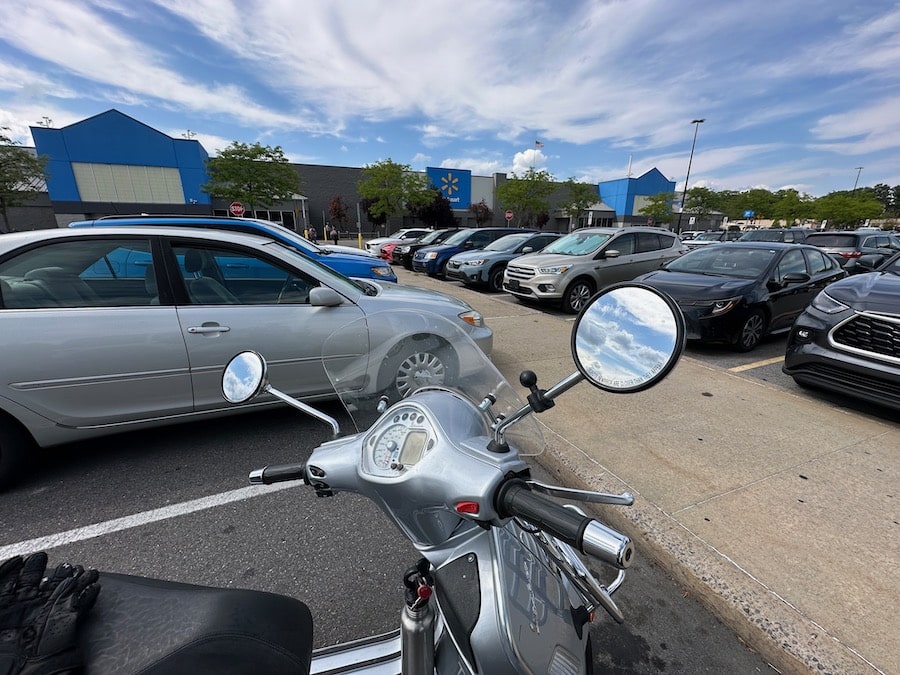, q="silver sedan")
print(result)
[0,226,491,488]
